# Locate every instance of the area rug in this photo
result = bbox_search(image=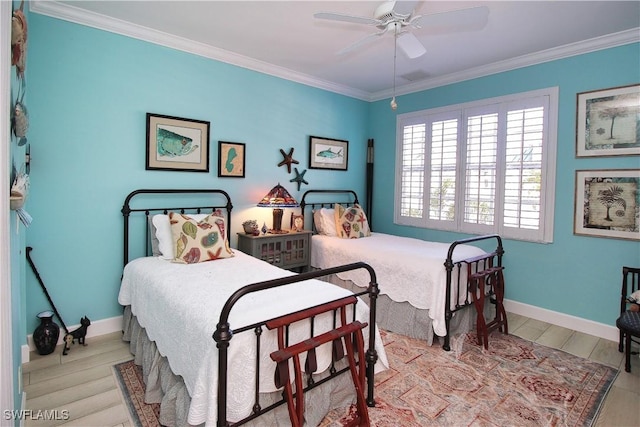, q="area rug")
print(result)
[113,330,617,427]
[113,360,161,427]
